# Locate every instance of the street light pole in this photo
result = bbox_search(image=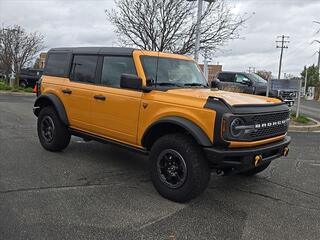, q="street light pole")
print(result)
[304,67,308,97]
[194,0,203,63]
[3,28,17,87]
[187,0,214,63]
